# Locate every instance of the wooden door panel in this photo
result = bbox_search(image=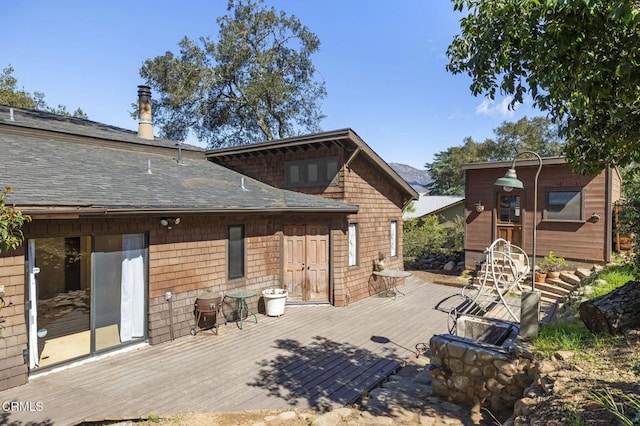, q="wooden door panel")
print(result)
[284,224,330,302]
[497,226,522,247]
[284,225,306,298]
[306,226,329,302]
